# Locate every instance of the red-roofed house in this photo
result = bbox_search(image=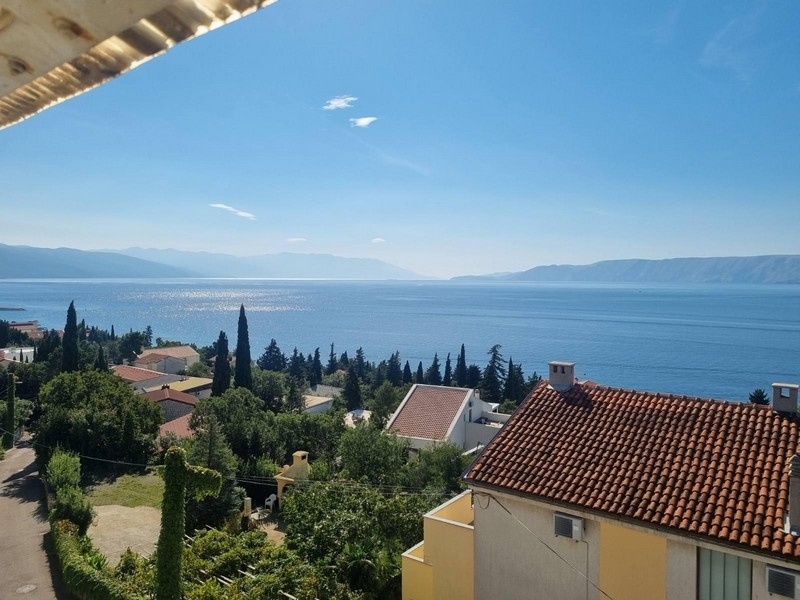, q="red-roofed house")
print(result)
[402,362,800,600]
[135,345,199,374]
[144,386,197,422]
[112,364,167,383]
[387,384,508,451]
[159,413,192,439]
